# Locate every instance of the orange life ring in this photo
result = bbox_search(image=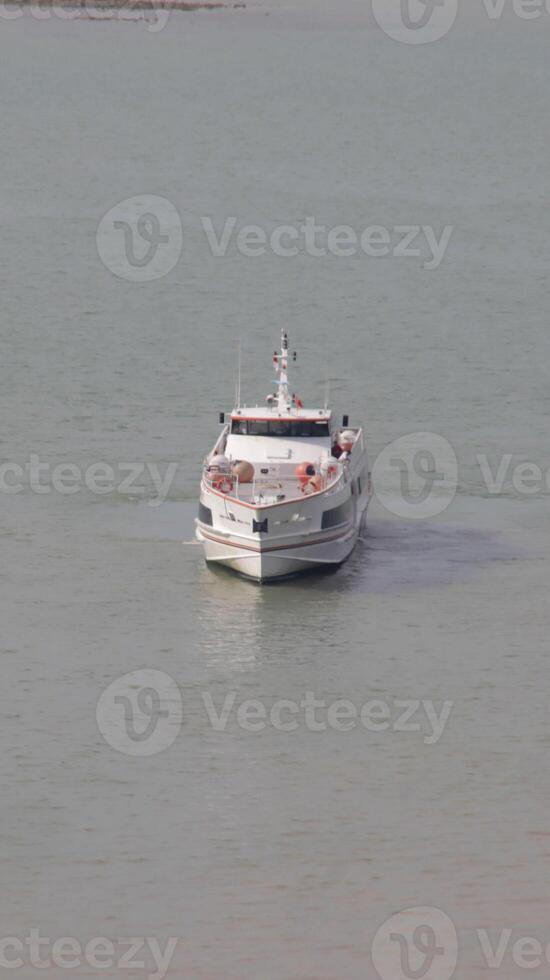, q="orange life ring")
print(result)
[211,473,233,494]
[295,461,316,487]
[302,475,322,495]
